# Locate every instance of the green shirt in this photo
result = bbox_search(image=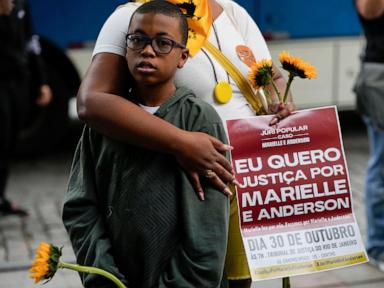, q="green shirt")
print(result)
[63,87,230,288]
